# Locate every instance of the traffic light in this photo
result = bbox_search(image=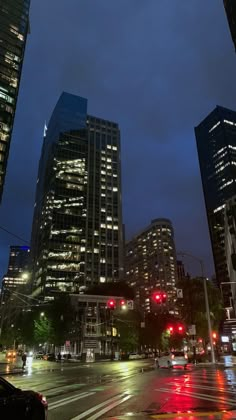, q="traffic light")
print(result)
[178,325,184,333]
[153,293,161,303]
[212,332,217,339]
[120,299,127,310]
[107,299,116,310]
[168,326,173,334]
[162,293,167,303]
[152,291,167,304]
